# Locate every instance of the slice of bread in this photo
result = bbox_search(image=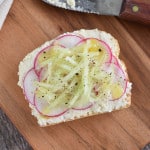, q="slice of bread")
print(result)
[18,29,132,127]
